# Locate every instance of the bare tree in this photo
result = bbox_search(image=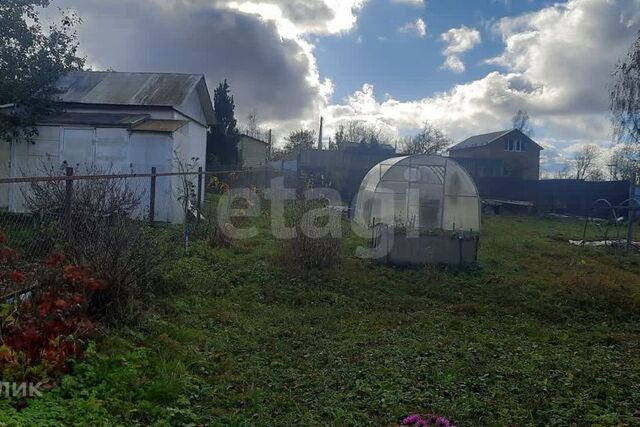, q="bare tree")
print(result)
[512,110,534,137]
[586,168,606,182]
[244,110,263,140]
[554,162,572,179]
[611,32,640,146]
[573,145,601,180]
[333,120,393,148]
[609,144,640,181]
[401,122,451,155]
